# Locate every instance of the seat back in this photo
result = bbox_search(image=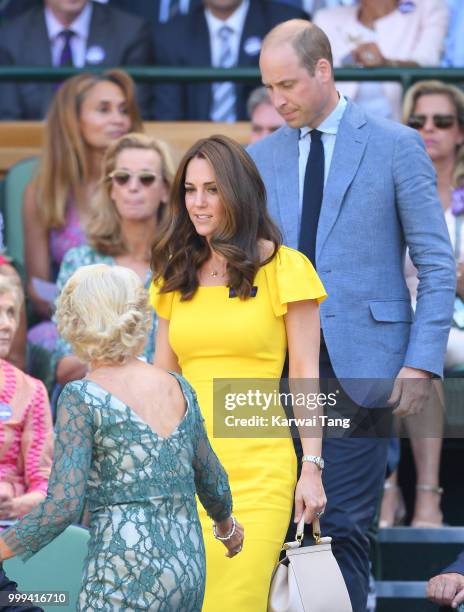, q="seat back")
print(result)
[2,157,39,275]
[4,524,89,612]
